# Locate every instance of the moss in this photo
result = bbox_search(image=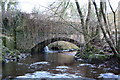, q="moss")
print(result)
[6,39,13,48]
[86,54,109,63]
[80,53,90,59]
[88,54,107,60]
[99,50,105,54]
[75,44,111,63]
[19,49,31,53]
[116,54,120,58]
[2,45,21,62]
